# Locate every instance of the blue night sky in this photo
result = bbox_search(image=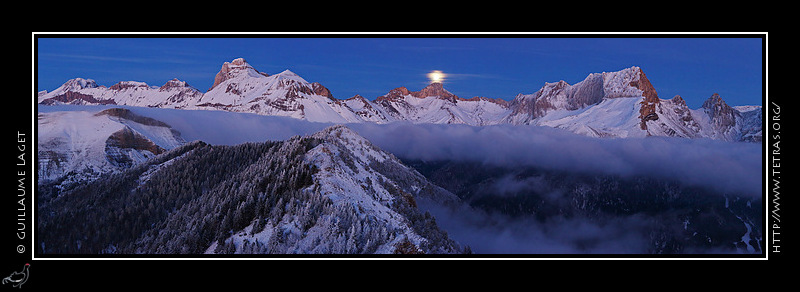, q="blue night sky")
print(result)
[35,35,764,109]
